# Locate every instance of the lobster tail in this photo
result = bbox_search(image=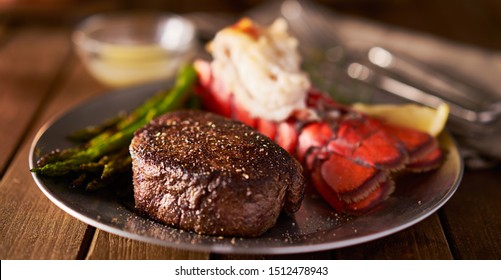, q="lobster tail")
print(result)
[194,59,443,214]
